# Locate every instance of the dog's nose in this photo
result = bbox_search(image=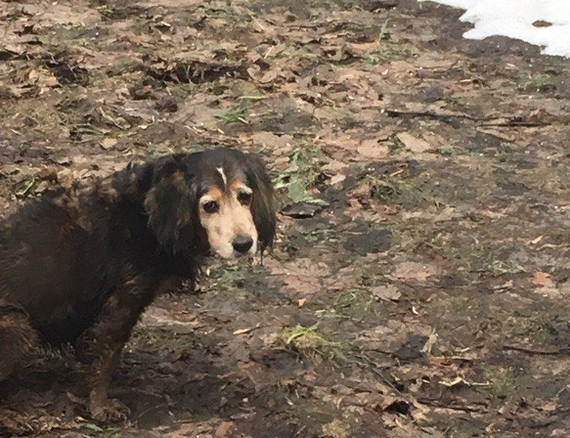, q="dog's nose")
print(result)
[232,235,253,254]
